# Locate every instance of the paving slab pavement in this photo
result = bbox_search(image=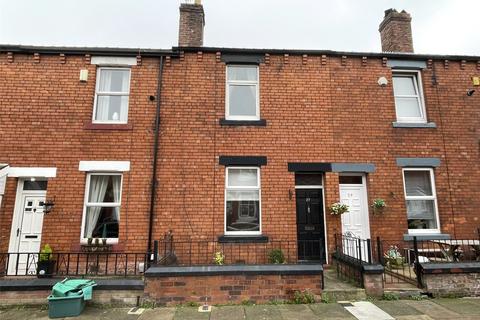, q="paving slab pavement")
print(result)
[139,307,176,320]
[276,304,318,320]
[174,307,210,320]
[401,300,460,320]
[373,300,424,317]
[243,305,283,320]
[309,303,356,319]
[433,298,480,315]
[210,306,246,320]
[2,298,480,320]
